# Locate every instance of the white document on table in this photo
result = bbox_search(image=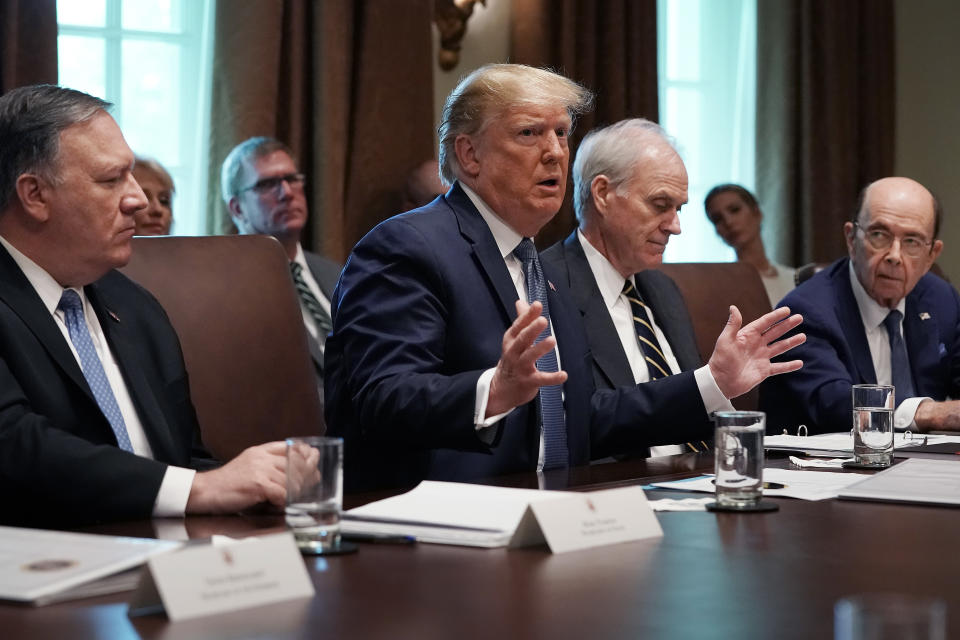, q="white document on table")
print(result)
[838,458,960,506]
[764,432,960,457]
[343,481,663,551]
[0,526,180,606]
[651,468,869,501]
